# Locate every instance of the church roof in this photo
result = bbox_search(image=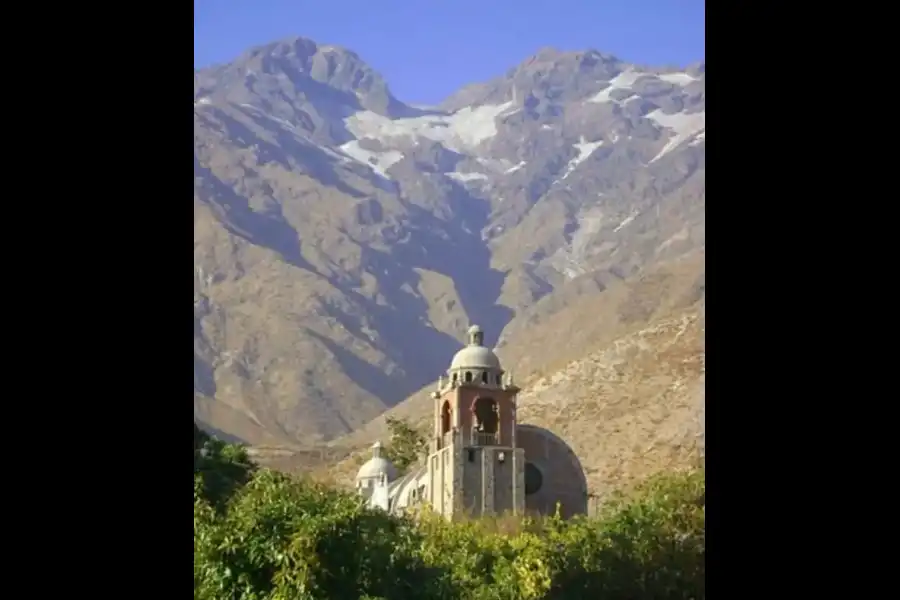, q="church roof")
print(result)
[450,345,501,369]
[387,466,427,513]
[449,324,501,370]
